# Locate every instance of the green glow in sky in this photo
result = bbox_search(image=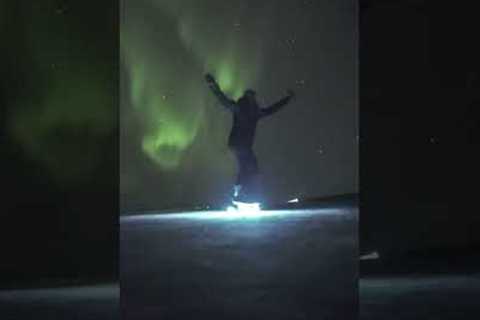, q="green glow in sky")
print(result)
[119,0,358,209]
[8,6,115,183]
[121,0,263,169]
